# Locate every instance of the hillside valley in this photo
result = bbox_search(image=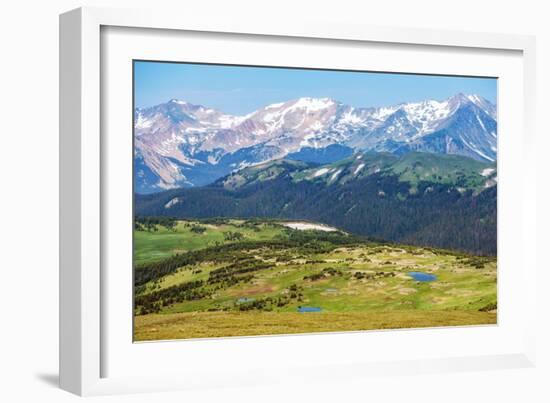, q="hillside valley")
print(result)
[136,151,497,255]
[133,218,496,340]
